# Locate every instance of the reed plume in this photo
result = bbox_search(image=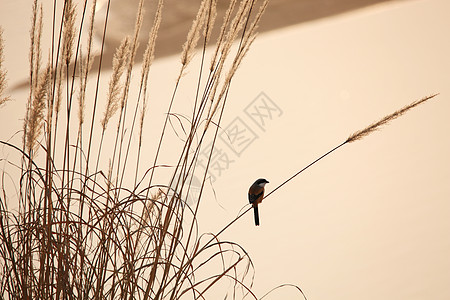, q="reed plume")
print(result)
[136,0,163,181]
[62,0,76,65]
[119,0,144,111]
[33,5,43,91]
[24,64,51,153]
[265,94,440,200]
[206,0,268,129]
[24,0,42,149]
[140,0,163,89]
[180,0,211,70]
[28,0,43,93]
[0,27,10,106]
[346,94,439,143]
[77,0,97,127]
[101,37,130,130]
